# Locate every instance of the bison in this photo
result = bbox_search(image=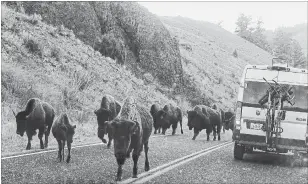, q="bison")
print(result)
[212,104,225,133]
[150,104,161,134]
[52,113,76,163]
[94,94,121,148]
[224,110,235,131]
[13,98,55,150]
[188,105,222,141]
[106,97,153,181]
[154,104,183,135]
[187,105,212,140]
